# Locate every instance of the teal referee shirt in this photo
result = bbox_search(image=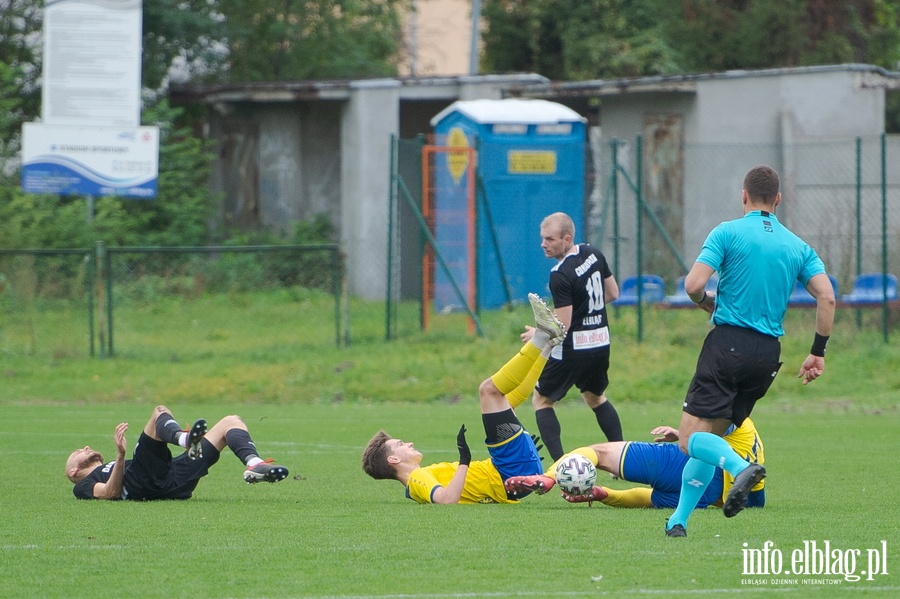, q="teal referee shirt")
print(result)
[696,210,825,338]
